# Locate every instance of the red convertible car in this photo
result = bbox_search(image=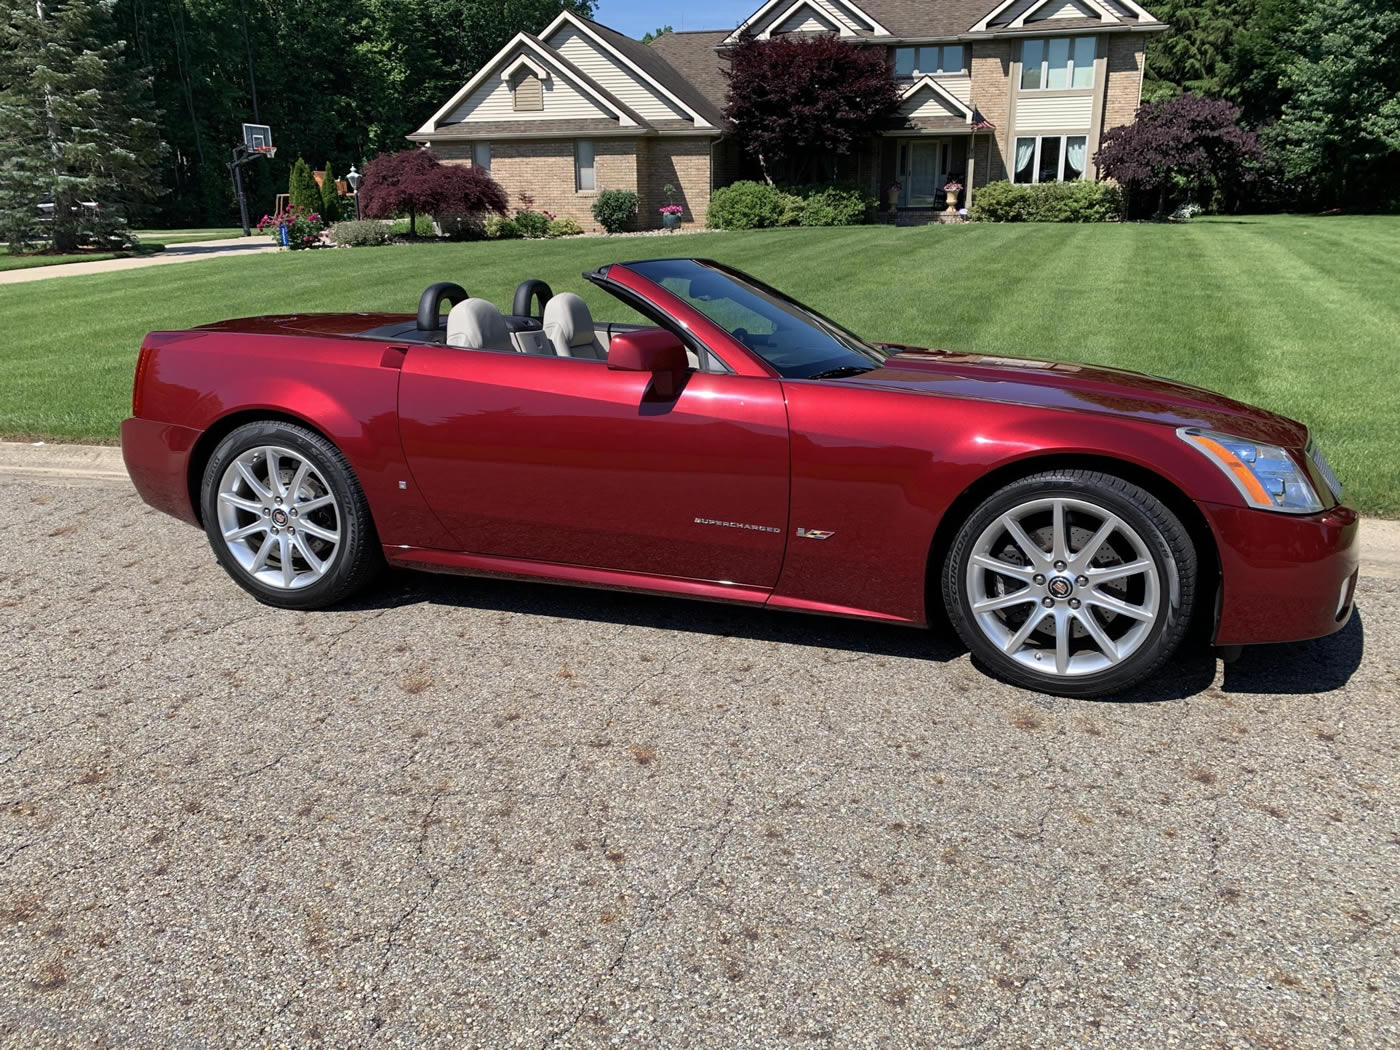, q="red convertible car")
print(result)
[122,258,1357,697]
